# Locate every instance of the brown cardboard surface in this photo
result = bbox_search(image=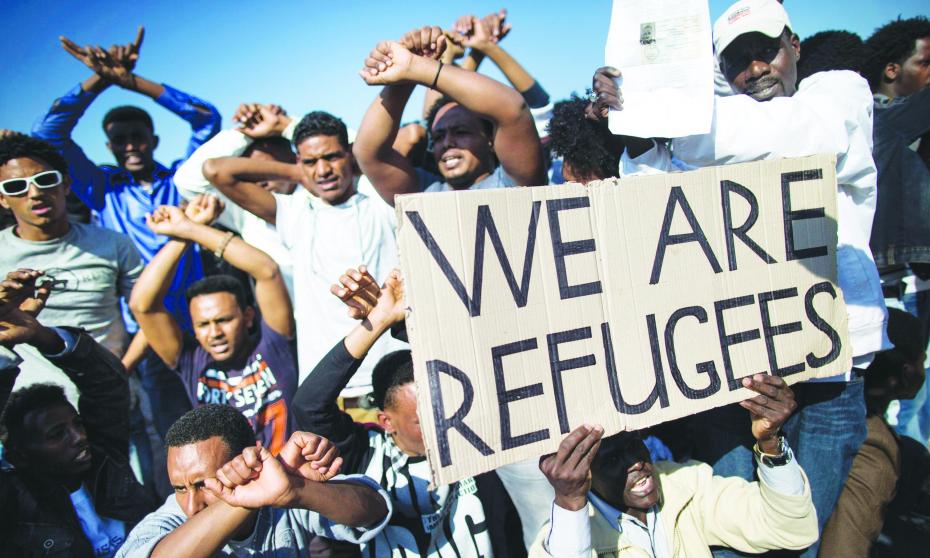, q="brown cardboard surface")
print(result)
[396,155,850,486]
